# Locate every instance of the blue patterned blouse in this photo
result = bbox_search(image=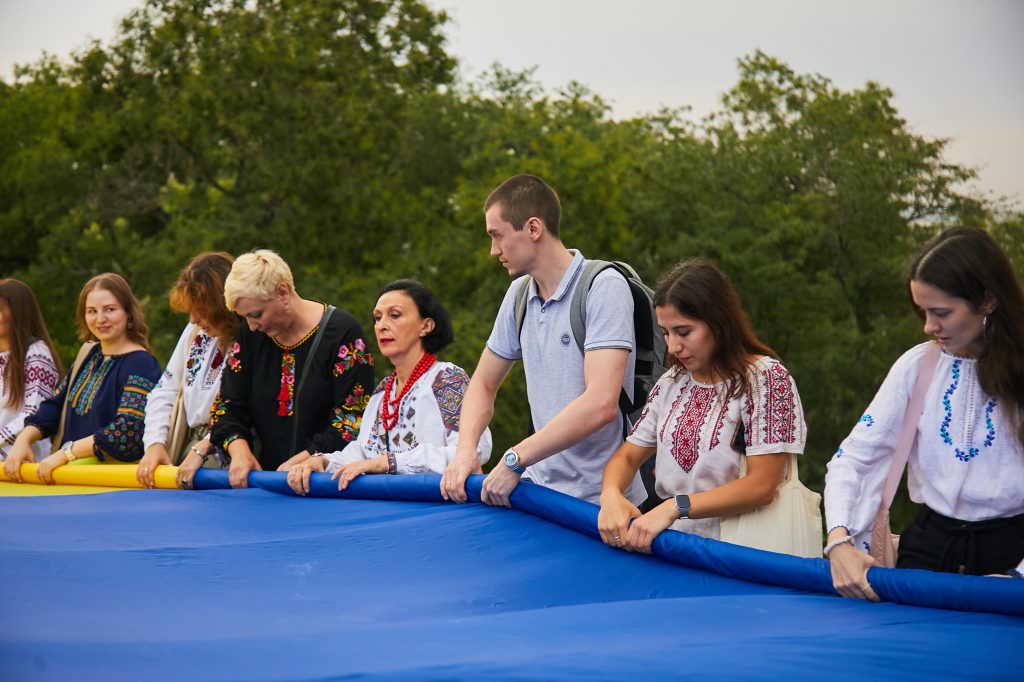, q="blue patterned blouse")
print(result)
[26,345,162,462]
